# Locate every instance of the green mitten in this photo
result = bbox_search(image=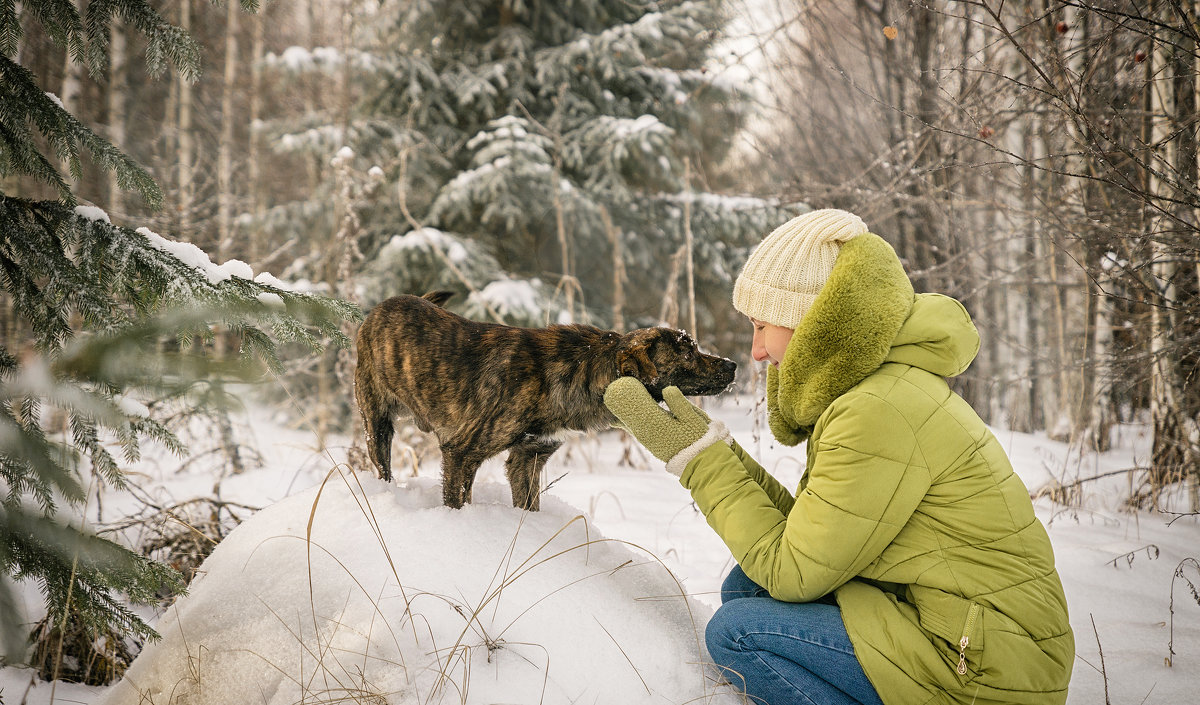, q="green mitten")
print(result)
[604,377,731,476]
